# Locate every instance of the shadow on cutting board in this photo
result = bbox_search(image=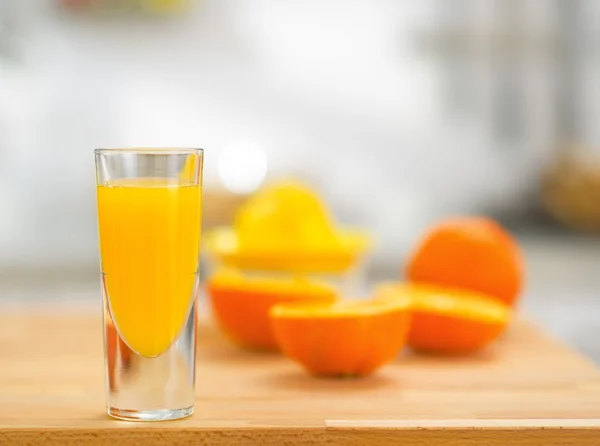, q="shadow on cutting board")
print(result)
[258,370,398,393]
